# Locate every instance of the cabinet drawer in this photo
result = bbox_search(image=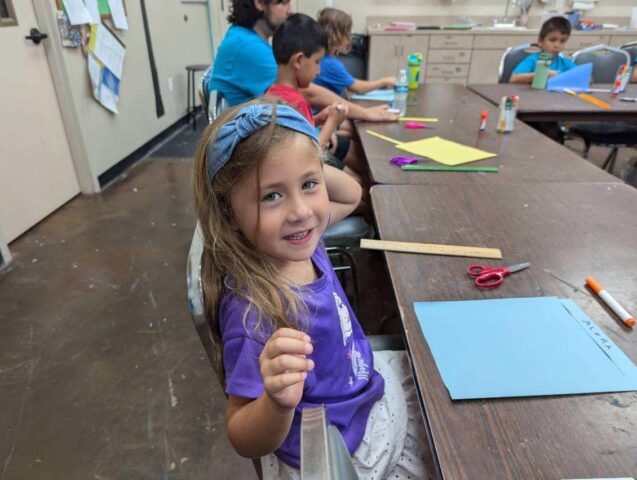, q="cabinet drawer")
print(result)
[473,35,537,49]
[425,77,468,85]
[429,35,473,49]
[426,64,469,78]
[568,35,610,50]
[428,49,471,63]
